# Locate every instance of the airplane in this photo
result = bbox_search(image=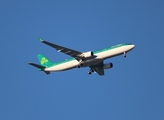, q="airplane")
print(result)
[28,38,135,76]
